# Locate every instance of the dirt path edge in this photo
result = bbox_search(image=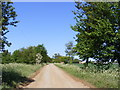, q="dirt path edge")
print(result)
[18,65,46,88]
[54,64,96,88]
